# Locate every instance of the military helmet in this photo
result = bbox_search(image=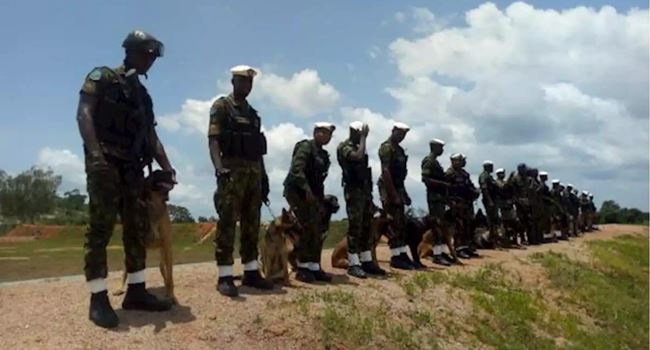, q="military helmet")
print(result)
[122,30,164,57]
